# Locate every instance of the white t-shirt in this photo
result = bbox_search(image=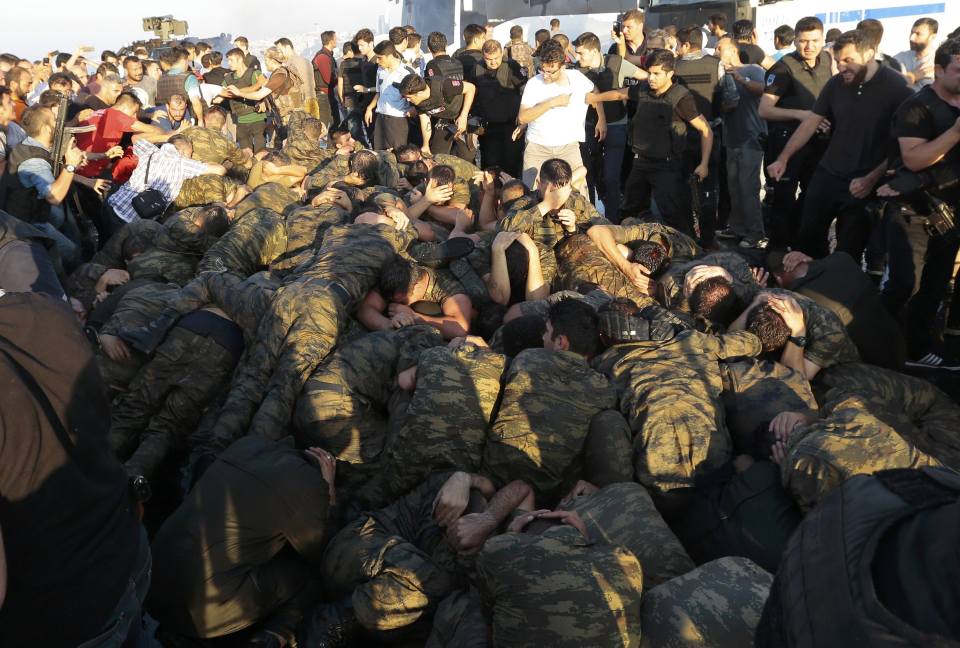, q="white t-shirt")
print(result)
[520,69,595,147]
